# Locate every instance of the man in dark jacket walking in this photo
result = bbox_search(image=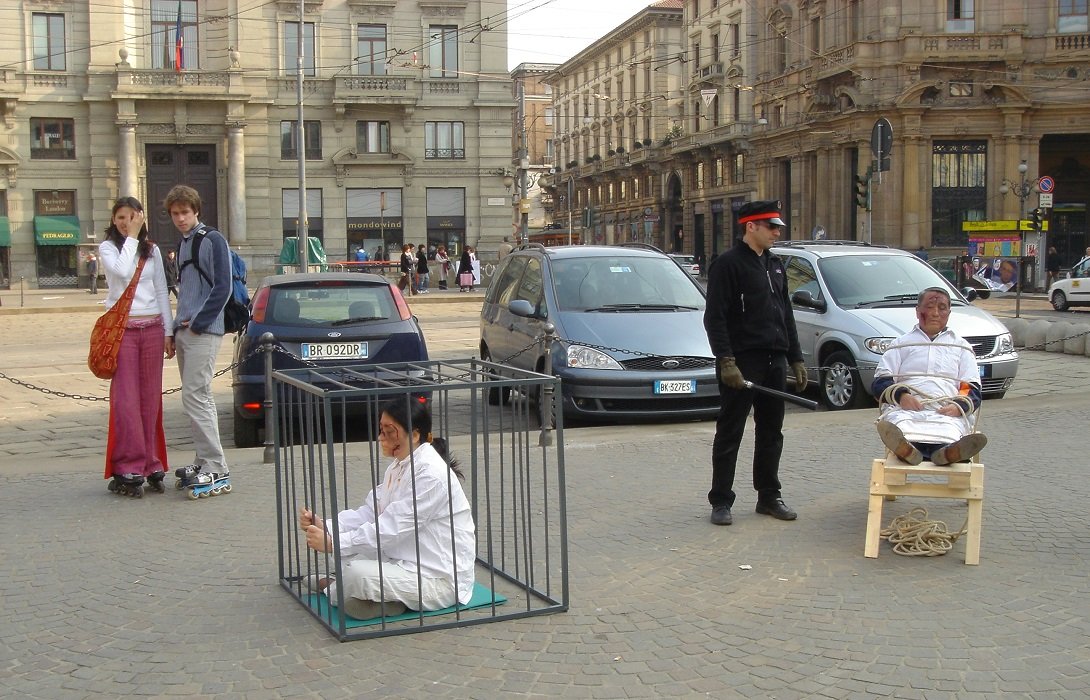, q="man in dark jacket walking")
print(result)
[703,200,806,526]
